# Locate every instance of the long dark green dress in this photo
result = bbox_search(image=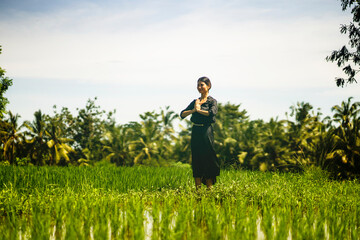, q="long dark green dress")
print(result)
[180,96,220,185]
